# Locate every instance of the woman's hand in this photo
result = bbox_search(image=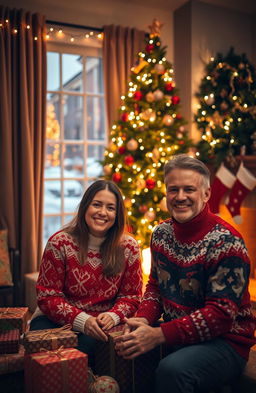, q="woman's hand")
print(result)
[97,313,115,331]
[84,316,108,341]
